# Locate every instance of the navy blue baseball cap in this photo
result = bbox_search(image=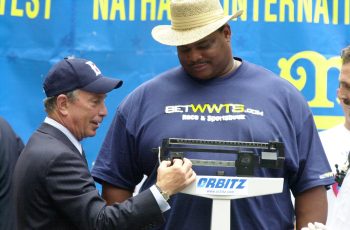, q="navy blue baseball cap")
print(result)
[43,57,123,97]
